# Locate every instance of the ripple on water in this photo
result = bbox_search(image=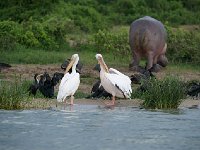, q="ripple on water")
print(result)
[0,106,200,150]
